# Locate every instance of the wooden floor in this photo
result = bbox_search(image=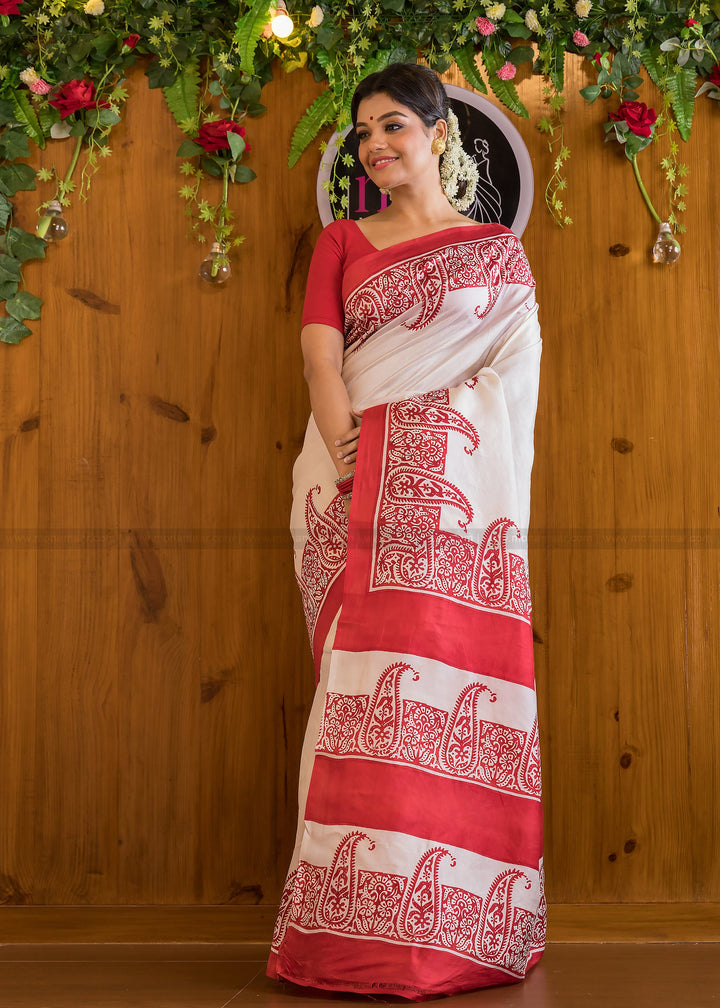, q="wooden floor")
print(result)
[0,943,717,1007]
